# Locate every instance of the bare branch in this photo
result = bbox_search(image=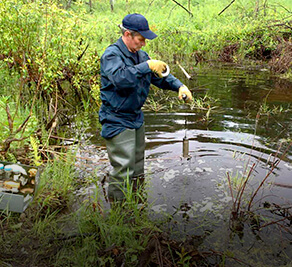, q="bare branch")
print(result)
[170,0,193,17]
[1,136,29,153]
[77,44,89,61]
[218,0,236,16]
[15,115,31,134]
[5,103,13,133]
[267,23,292,30]
[278,4,292,14]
